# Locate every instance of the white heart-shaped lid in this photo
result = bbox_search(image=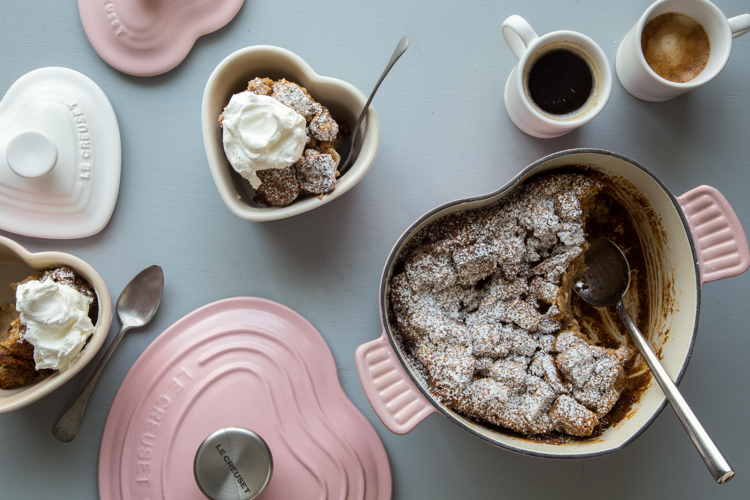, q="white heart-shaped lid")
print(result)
[0,67,121,239]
